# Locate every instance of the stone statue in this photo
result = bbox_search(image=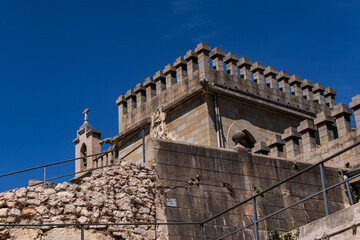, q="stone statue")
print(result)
[150,106,168,139]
